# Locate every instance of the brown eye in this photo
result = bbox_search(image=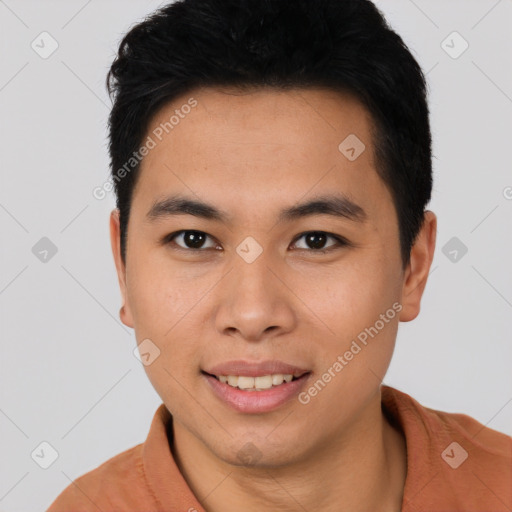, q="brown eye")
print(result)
[164,230,218,251]
[291,231,349,252]
[162,230,349,254]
